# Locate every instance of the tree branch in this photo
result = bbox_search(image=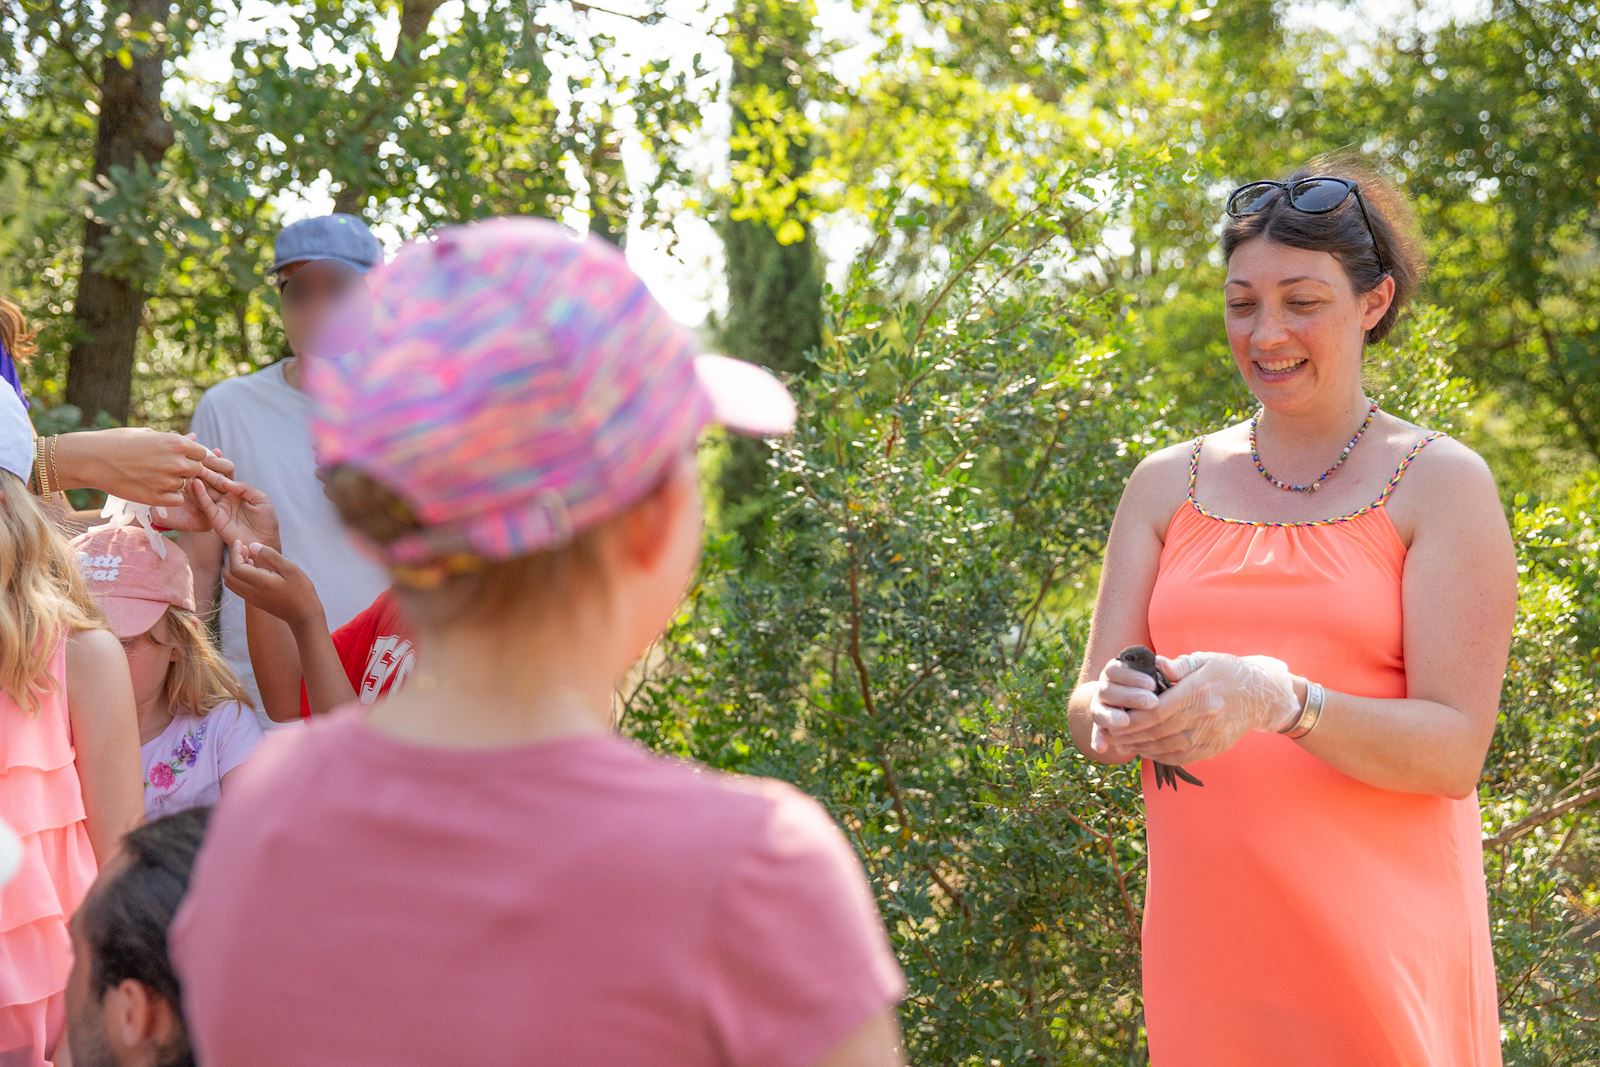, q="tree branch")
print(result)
[1062,808,1141,943]
[1485,782,1600,849]
[845,524,971,919]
